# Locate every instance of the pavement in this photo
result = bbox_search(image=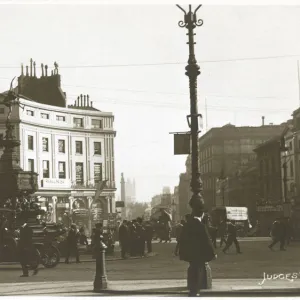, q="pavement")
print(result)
[1,278,300,296]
